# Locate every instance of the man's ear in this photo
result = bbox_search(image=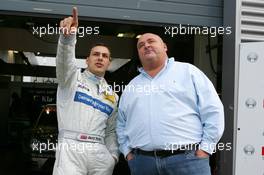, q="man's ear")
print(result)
[163,42,168,52]
[86,56,89,65]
